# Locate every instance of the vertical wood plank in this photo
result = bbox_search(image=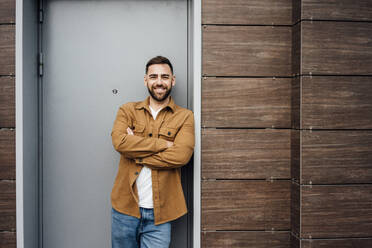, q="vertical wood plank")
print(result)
[0,25,15,75]
[0,76,15,127]
[0,0,15,24]
[301,0,372,22]
[0,130,15,179]
[202,0,292,25]
[301,76,372,129]
[0,232,16,248]
[203,26,291,76]
[301,21,372,75]
[0,180,16,231]
[301,131,372,184]
[202,231,290,248]
[202,77,291,128]
[202,129,291,179]
[301,185,372,238]
[202,180,290,231]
